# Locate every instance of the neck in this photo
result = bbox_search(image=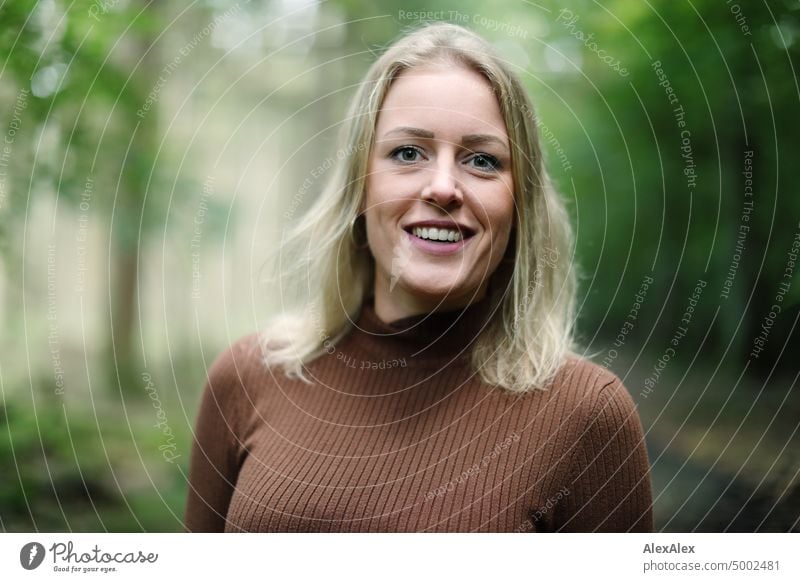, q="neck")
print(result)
[371,278,489,325]
[353,293,497,367]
